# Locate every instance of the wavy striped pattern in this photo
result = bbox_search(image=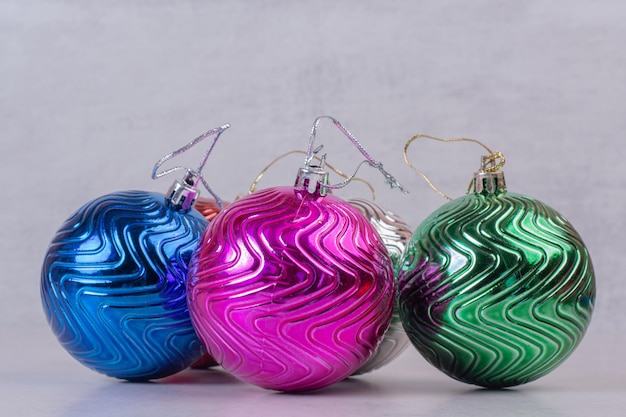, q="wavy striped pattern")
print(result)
[189,197,225,369]
[41,191,207,380]
[187,186,394,391]
[348,198,412,375]
[194,197,223,222]
[398,191,595,388]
